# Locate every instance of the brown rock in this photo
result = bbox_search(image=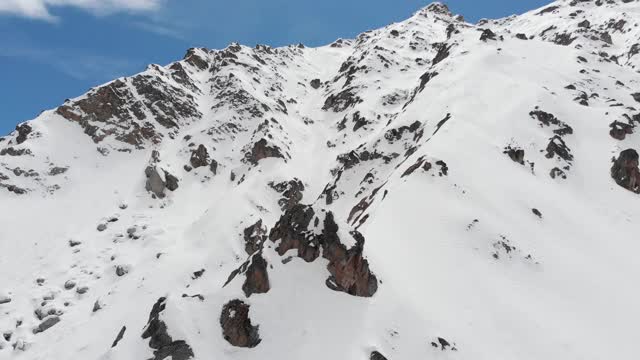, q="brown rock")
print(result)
[611,149,640,193]
[242,253,270,297]
[220,300,261,348]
